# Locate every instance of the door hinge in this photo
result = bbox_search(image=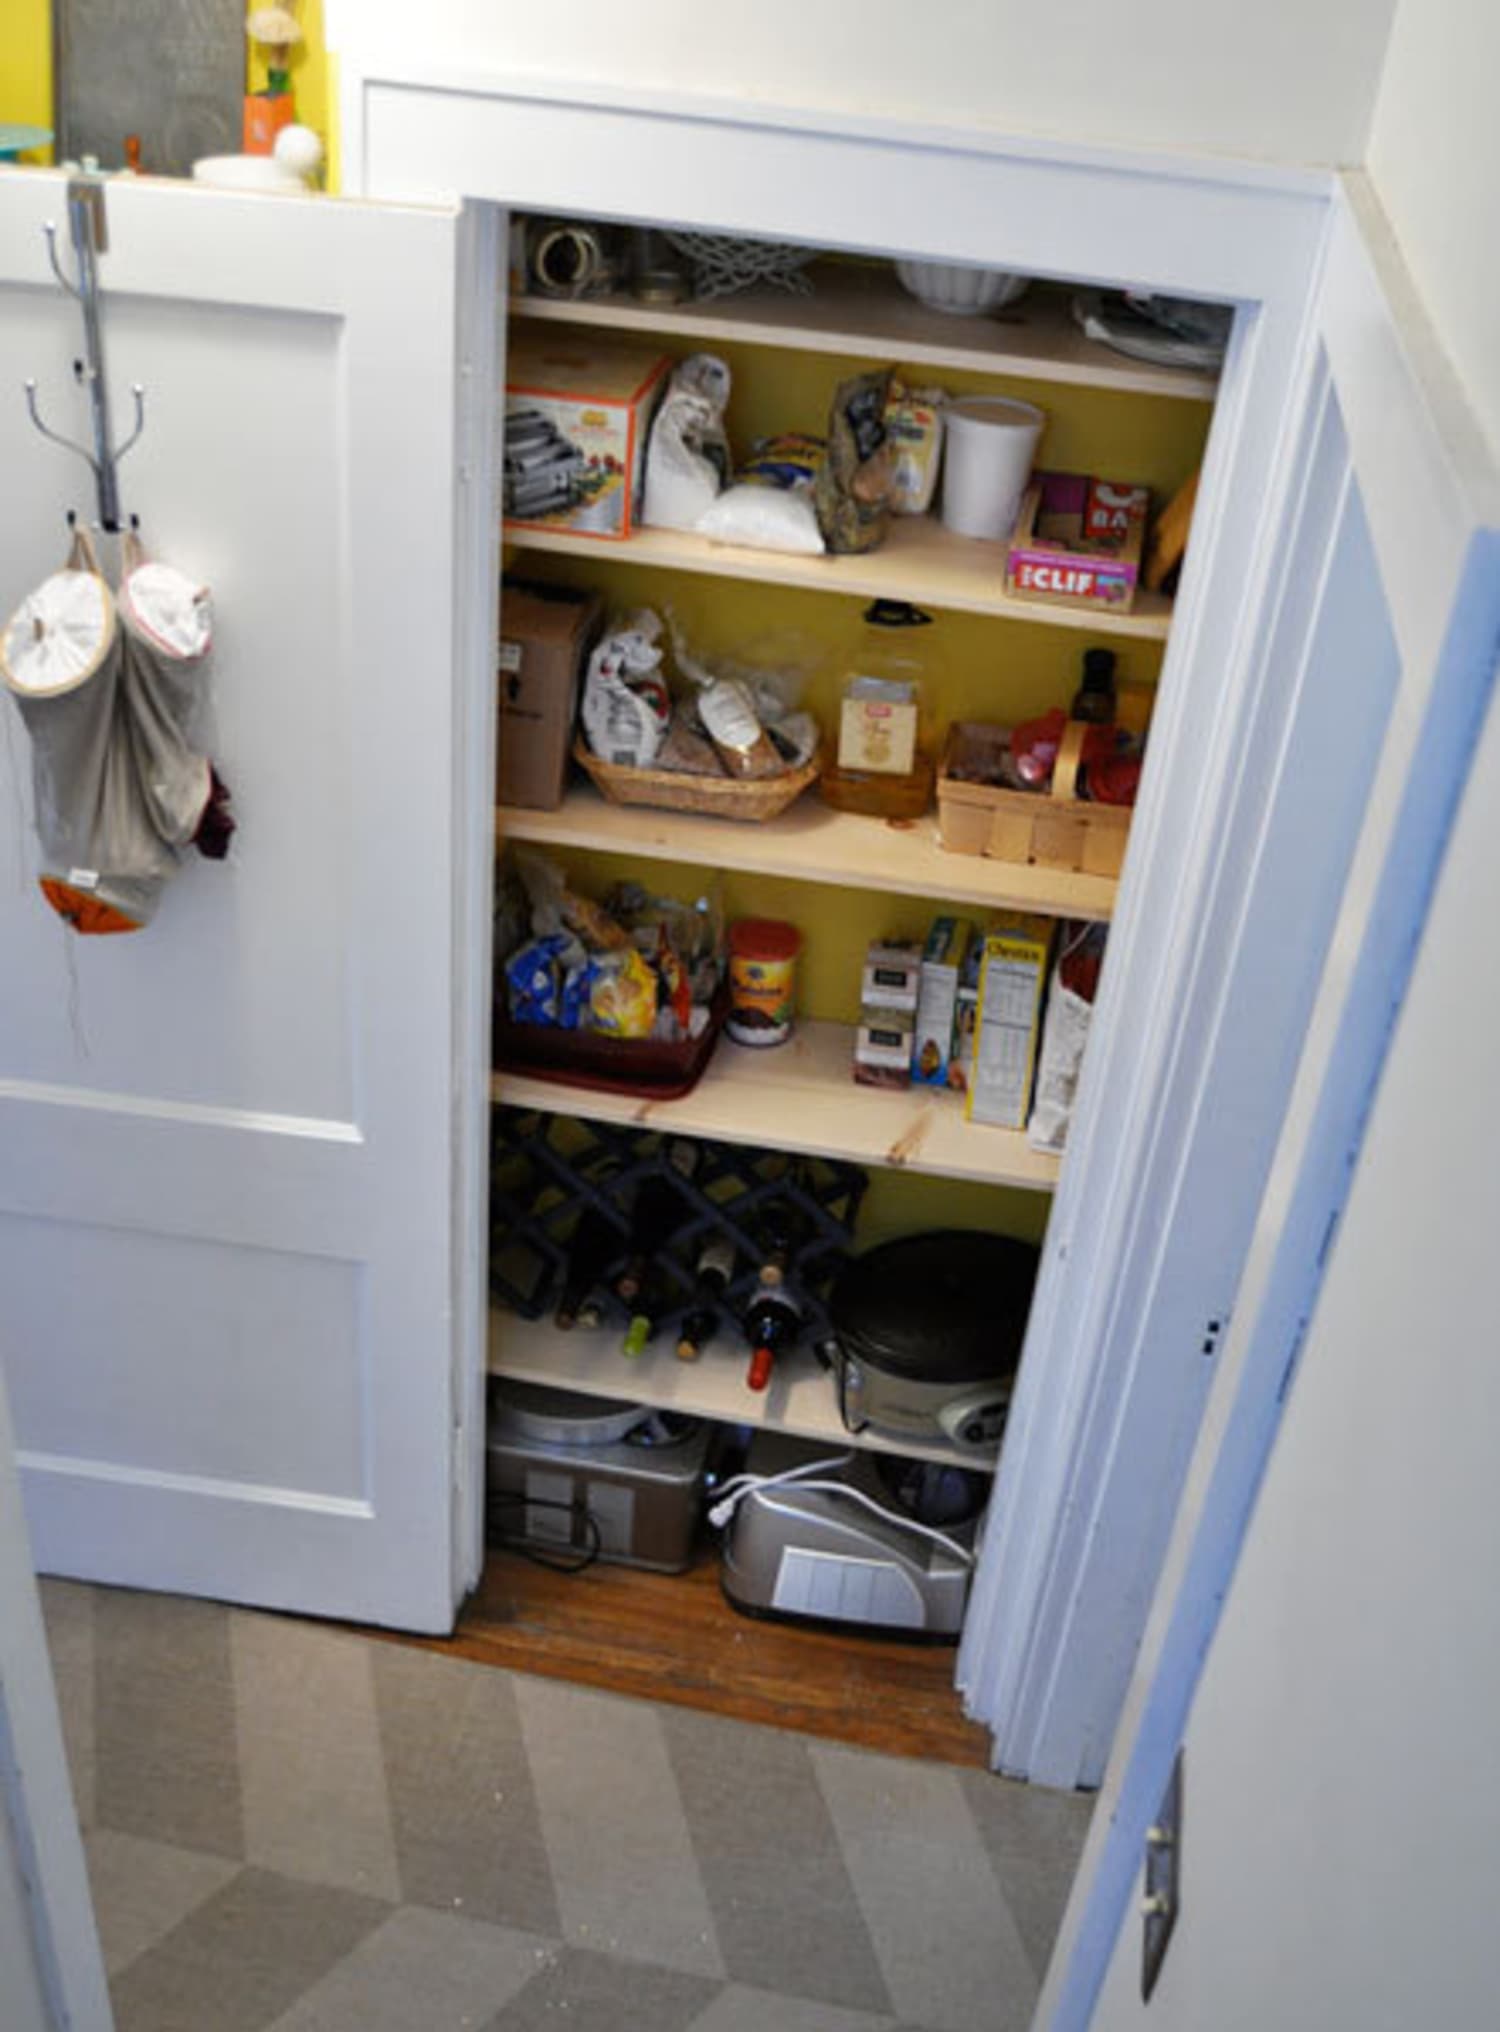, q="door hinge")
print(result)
[1141,1750,1184,2002]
